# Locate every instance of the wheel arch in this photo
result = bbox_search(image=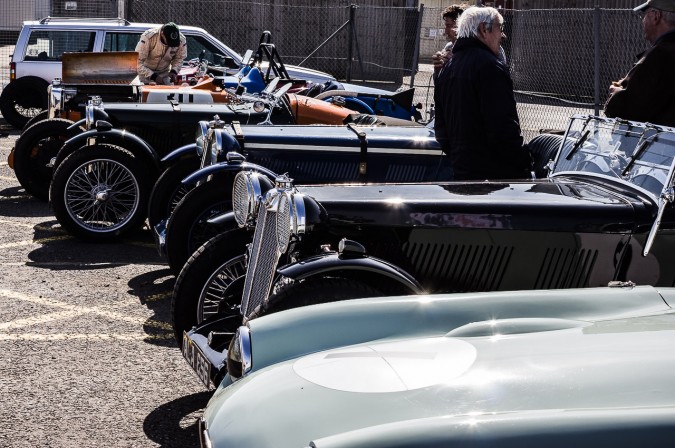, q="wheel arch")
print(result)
[277,252,424,296]
[161,143,199,165]
[56,129,162,175]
